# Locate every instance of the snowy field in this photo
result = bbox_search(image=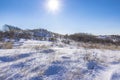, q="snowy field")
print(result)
[0,40,120,80]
